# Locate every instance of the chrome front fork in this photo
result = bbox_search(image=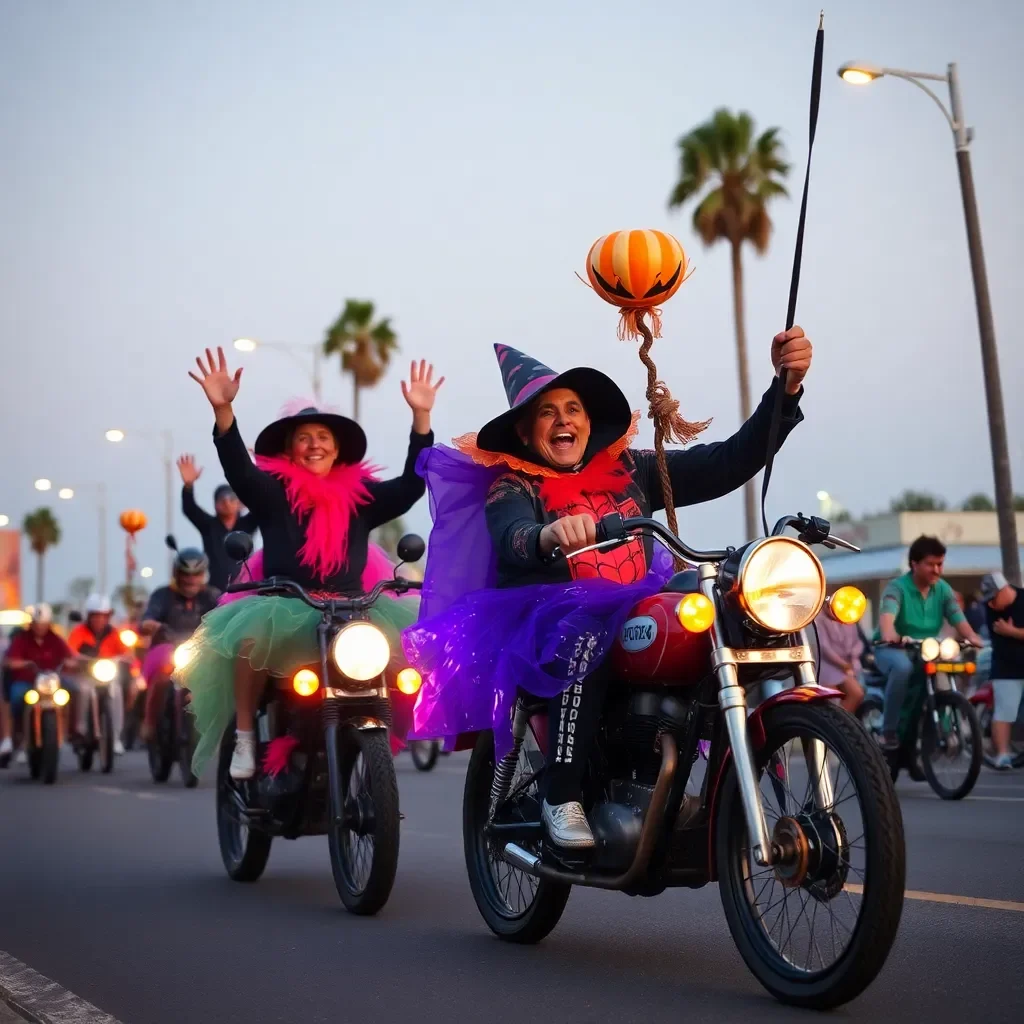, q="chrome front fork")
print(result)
[699,568,835,868]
